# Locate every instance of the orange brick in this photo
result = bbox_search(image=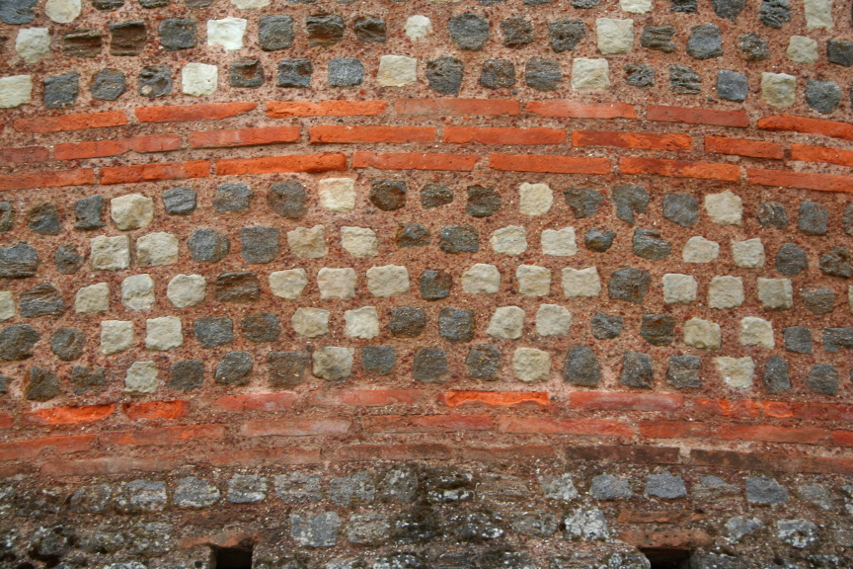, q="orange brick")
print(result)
[335,443,454,461]
[215,392,298,411]
[130,134,183,153]
[704,136,784,159]
[26,404,115,425]
[396,98,520,116]
[527,100,637,119]
[791,144,853,167]
[136,102,256,123]
[762,401,795,418]
[0,146,50,165]
[441,390,550,408]
[569,392,683,411]
[489,153,611,174]
[13,110,128,133]
[123,400,190,420]
[55,134,182,160]
[832,431,853,447]
[189,126,300,148]
[101,160,209,185]
[444,126,565,145]
[363,414,493,433]
[573,130,691,150]
[792,402,853,421]
[312,389,428,406]
[620,156,741,181]
[639,420,710,439]
[647,105,749,127]
[310,125,435,143]
[747,167,853,193]
[498,417,633,437]
[266,100,387,117]
[217,153,346,176]
[694,398,762,418]
[0,435,95,461]
[719,424,828,444]
[0,168,95,191]
[353,151,479,171]
[758,114,853,141]
[241,418,351,437]
[99,424,226,446]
